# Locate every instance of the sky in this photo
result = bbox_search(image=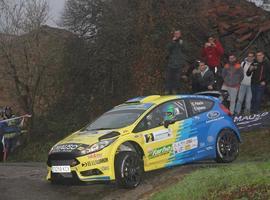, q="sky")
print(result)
[32,0,270,27]
[47,0,66,27]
